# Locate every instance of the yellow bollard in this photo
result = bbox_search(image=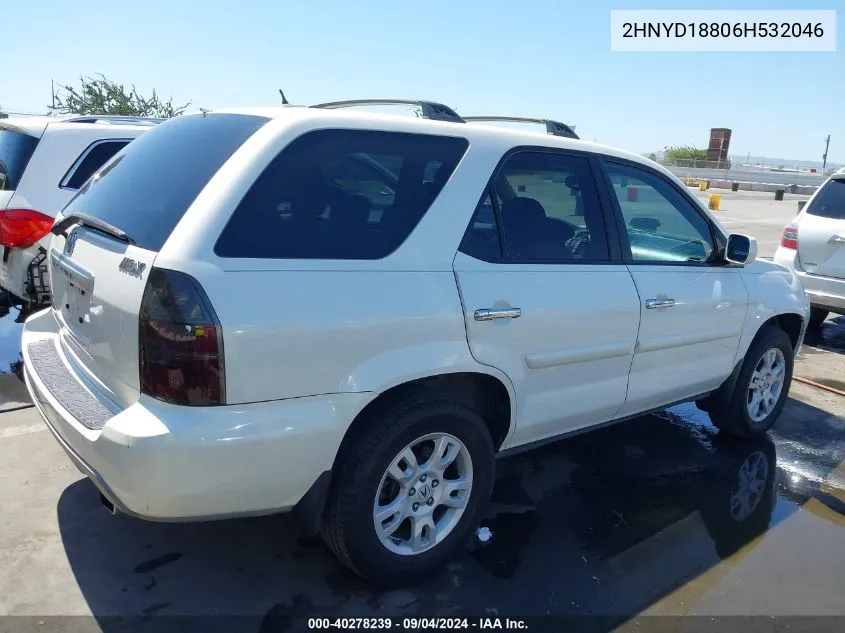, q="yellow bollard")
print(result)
[699,180,709,191]
[709,193,721,211]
